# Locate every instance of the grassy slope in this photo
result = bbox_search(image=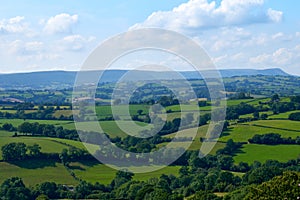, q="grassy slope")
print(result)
[0,160,77,186]
[70,161,180,185]
[234,144,300,164]
[220,120,300,143]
